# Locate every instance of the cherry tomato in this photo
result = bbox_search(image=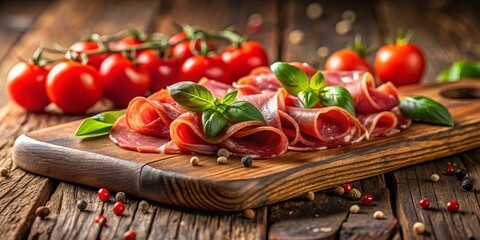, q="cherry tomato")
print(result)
[374,42,425,86]
[6,61,50,112]
[177,55,232,84]
[168,33,216,63]
[325,49,372,73]
[66,41,110,70]
[111,36,144,51]
[99,54,151,108]
[46,61,103,114]
[221,40,268,81]
[137,49,180,92]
